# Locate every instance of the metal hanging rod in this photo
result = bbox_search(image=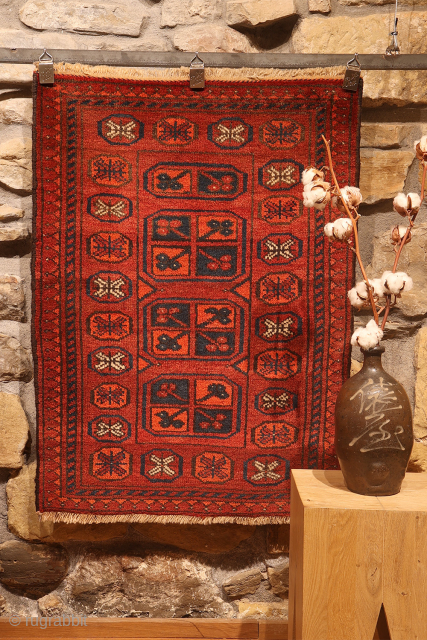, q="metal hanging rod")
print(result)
[2,49,427,70]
